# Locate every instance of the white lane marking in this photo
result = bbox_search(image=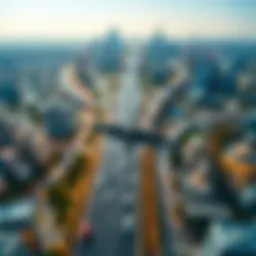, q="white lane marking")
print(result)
[120,214,136,231]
